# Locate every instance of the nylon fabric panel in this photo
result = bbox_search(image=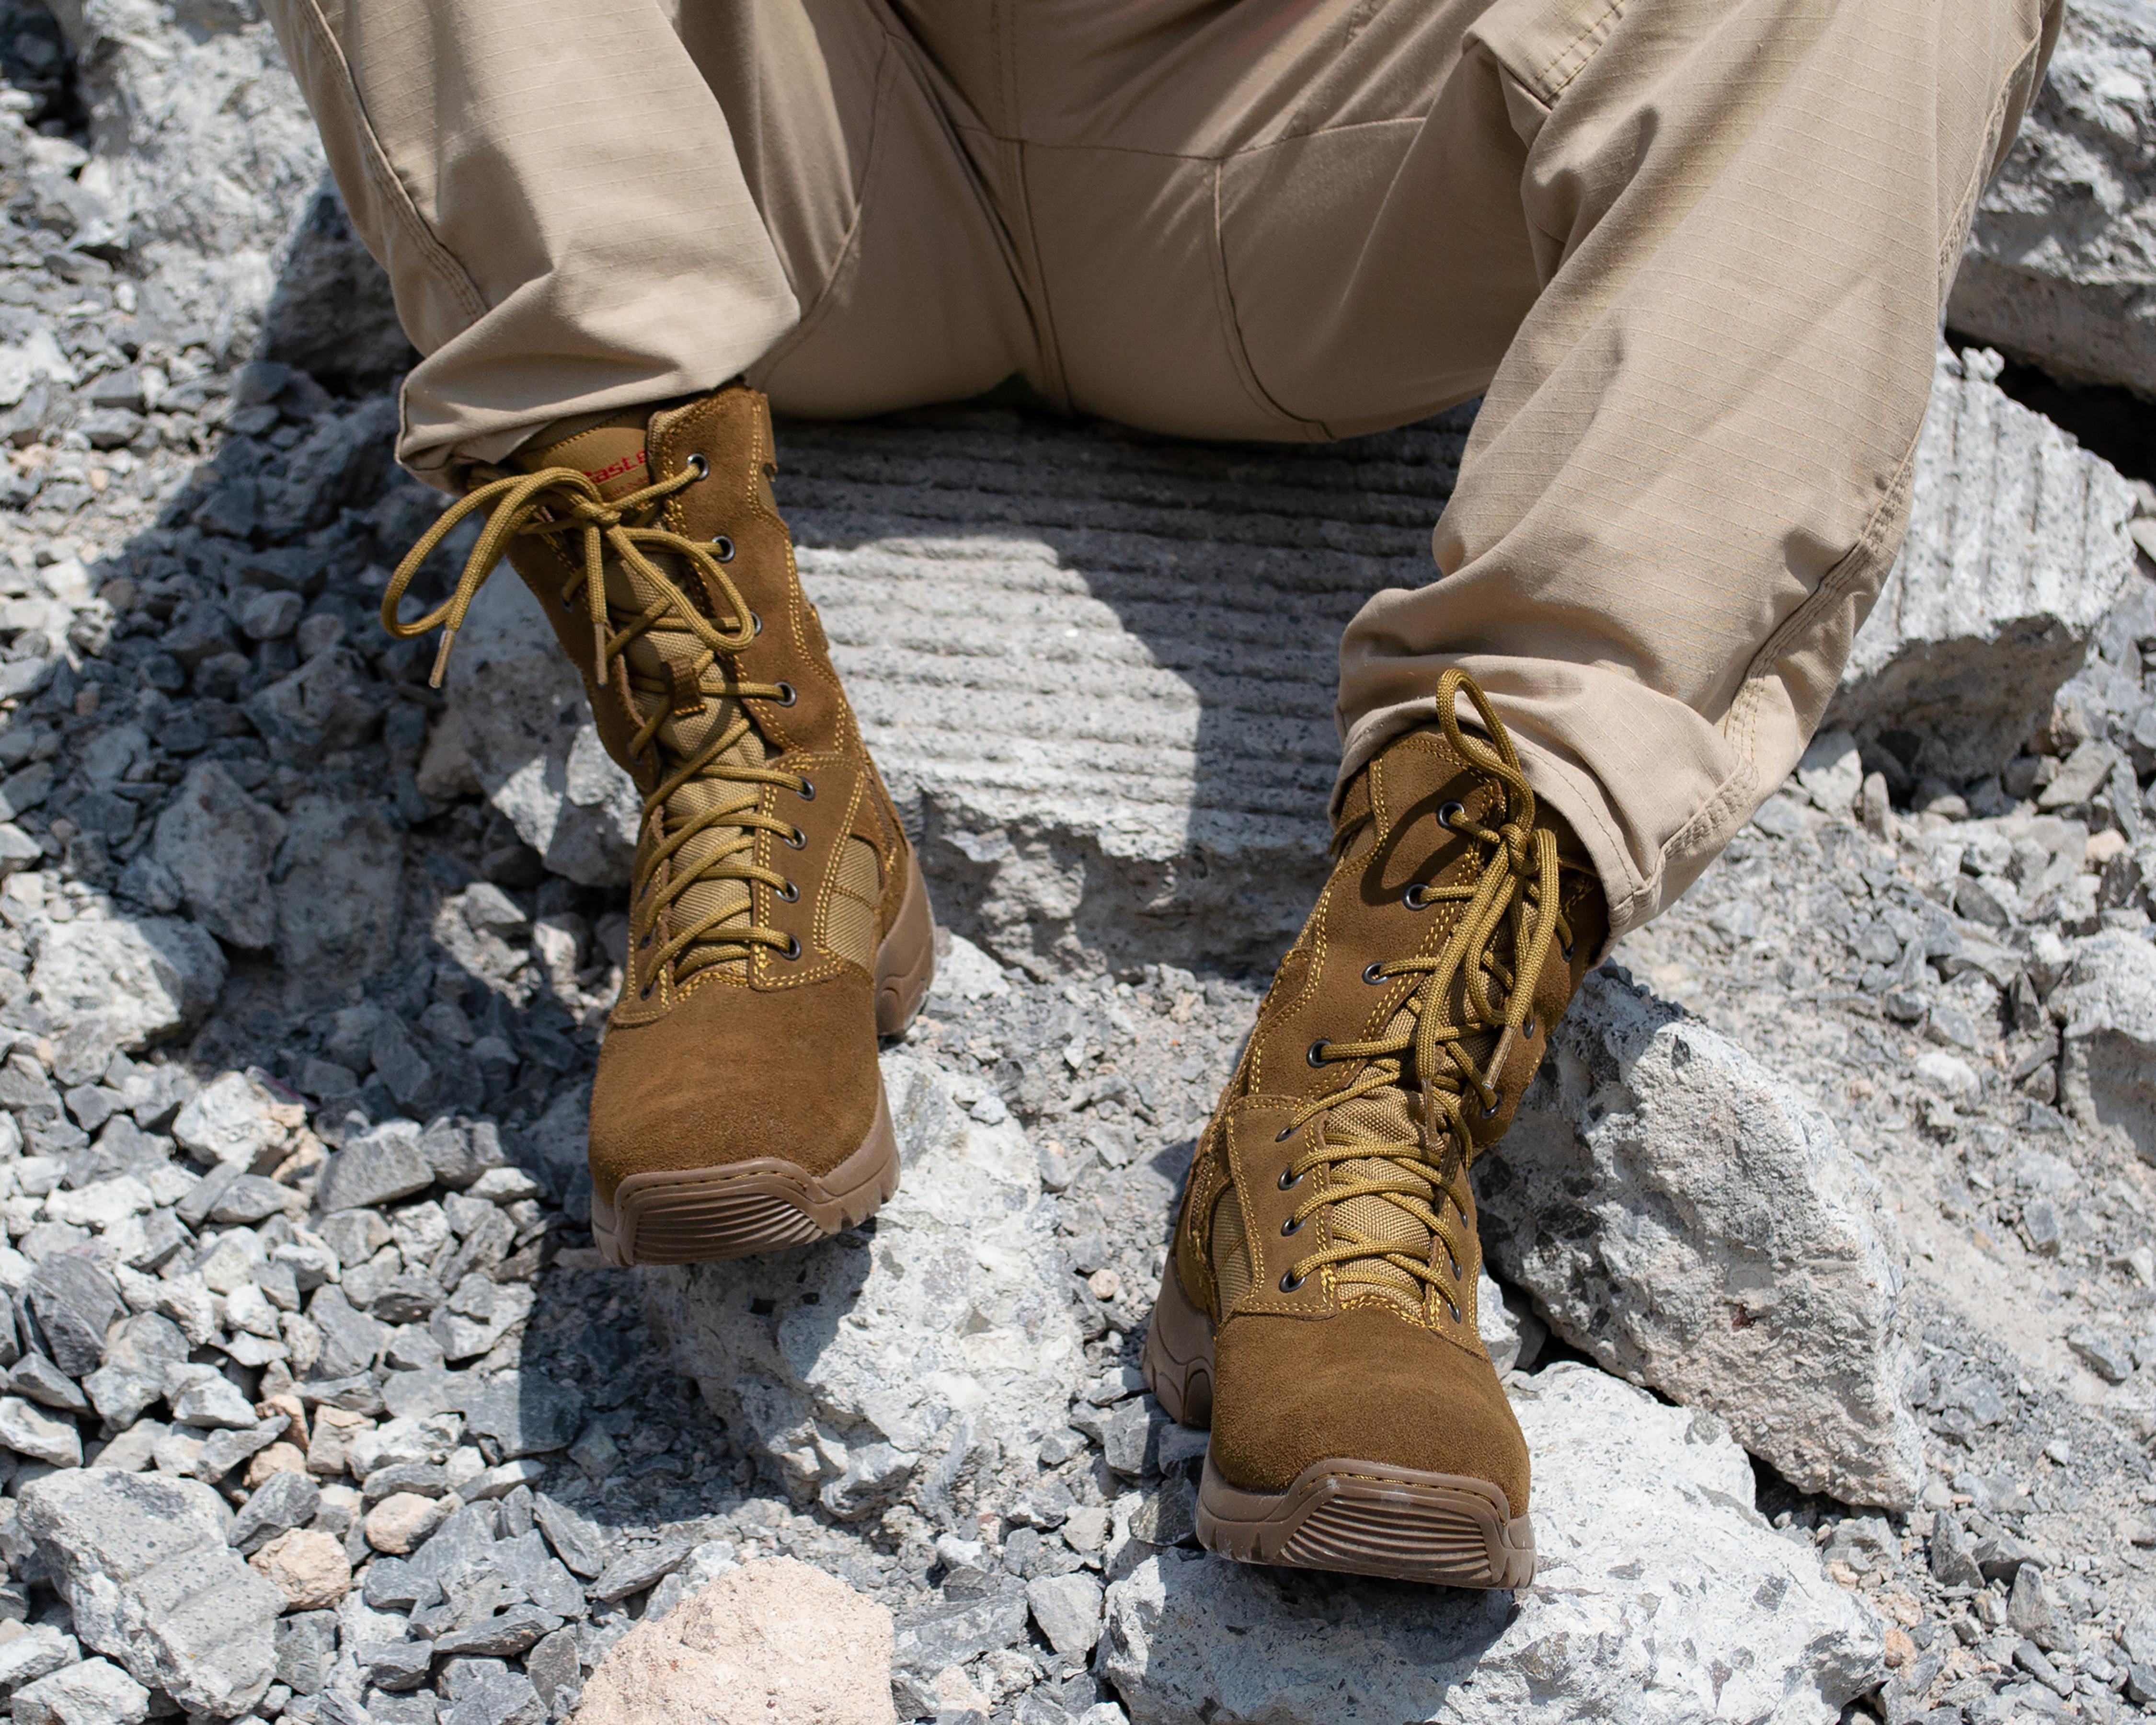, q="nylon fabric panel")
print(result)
[1210,1187,1254,1311]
